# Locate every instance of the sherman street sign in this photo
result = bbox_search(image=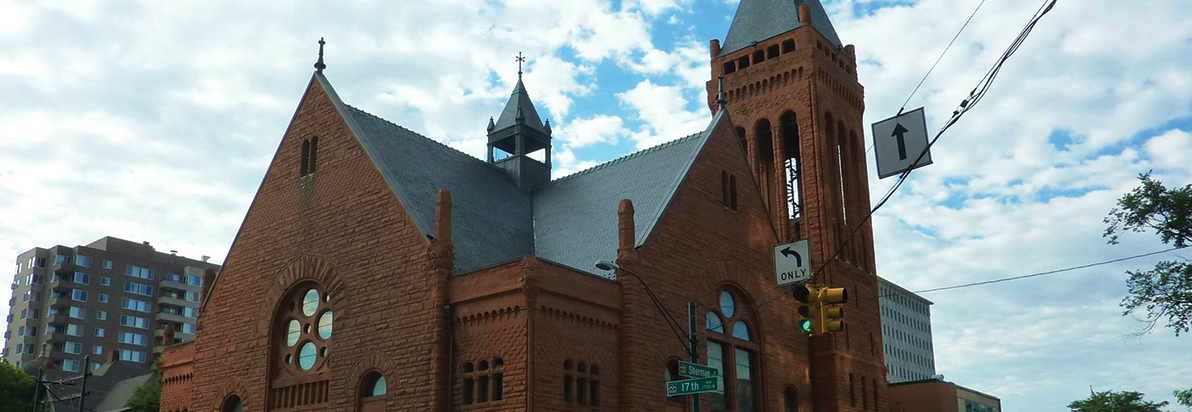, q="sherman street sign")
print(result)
[678,361,718,379]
